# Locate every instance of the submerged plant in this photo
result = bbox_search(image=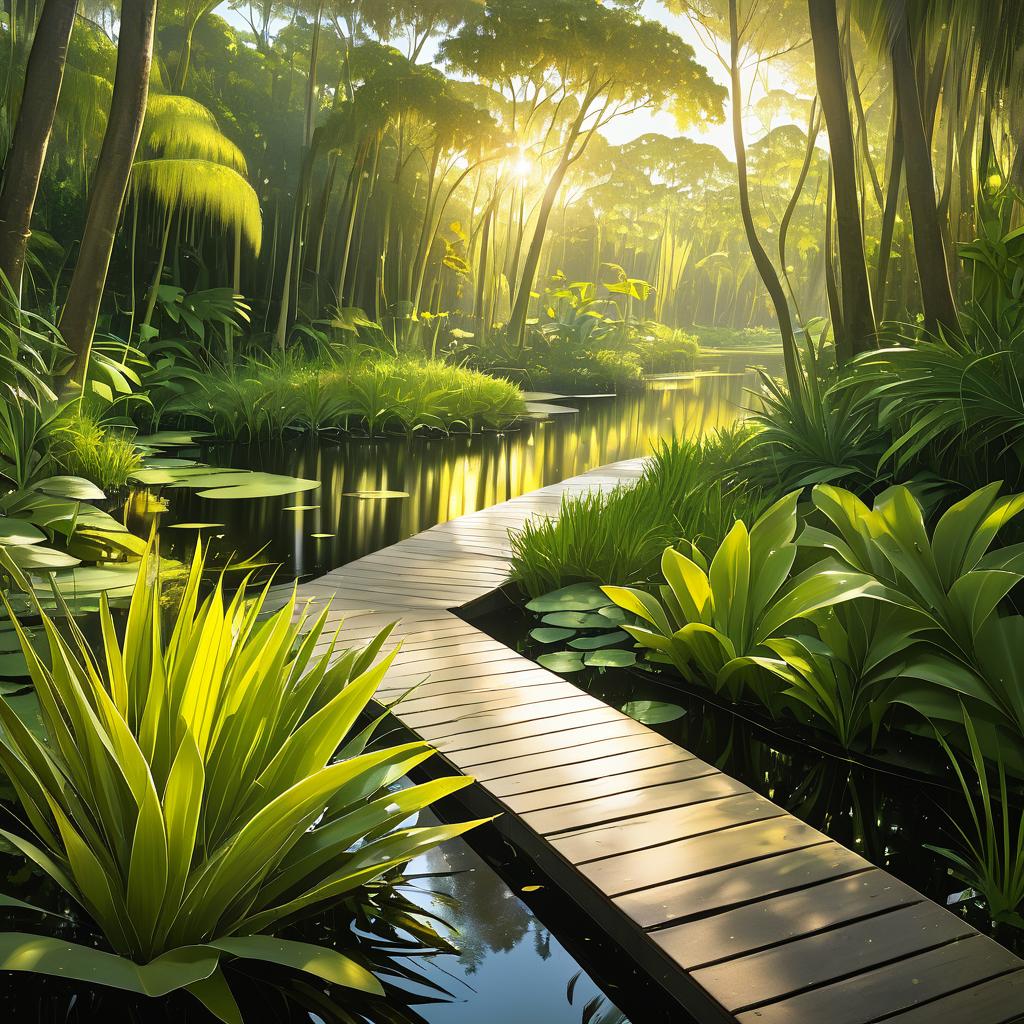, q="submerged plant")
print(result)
[0,544,482,1019]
